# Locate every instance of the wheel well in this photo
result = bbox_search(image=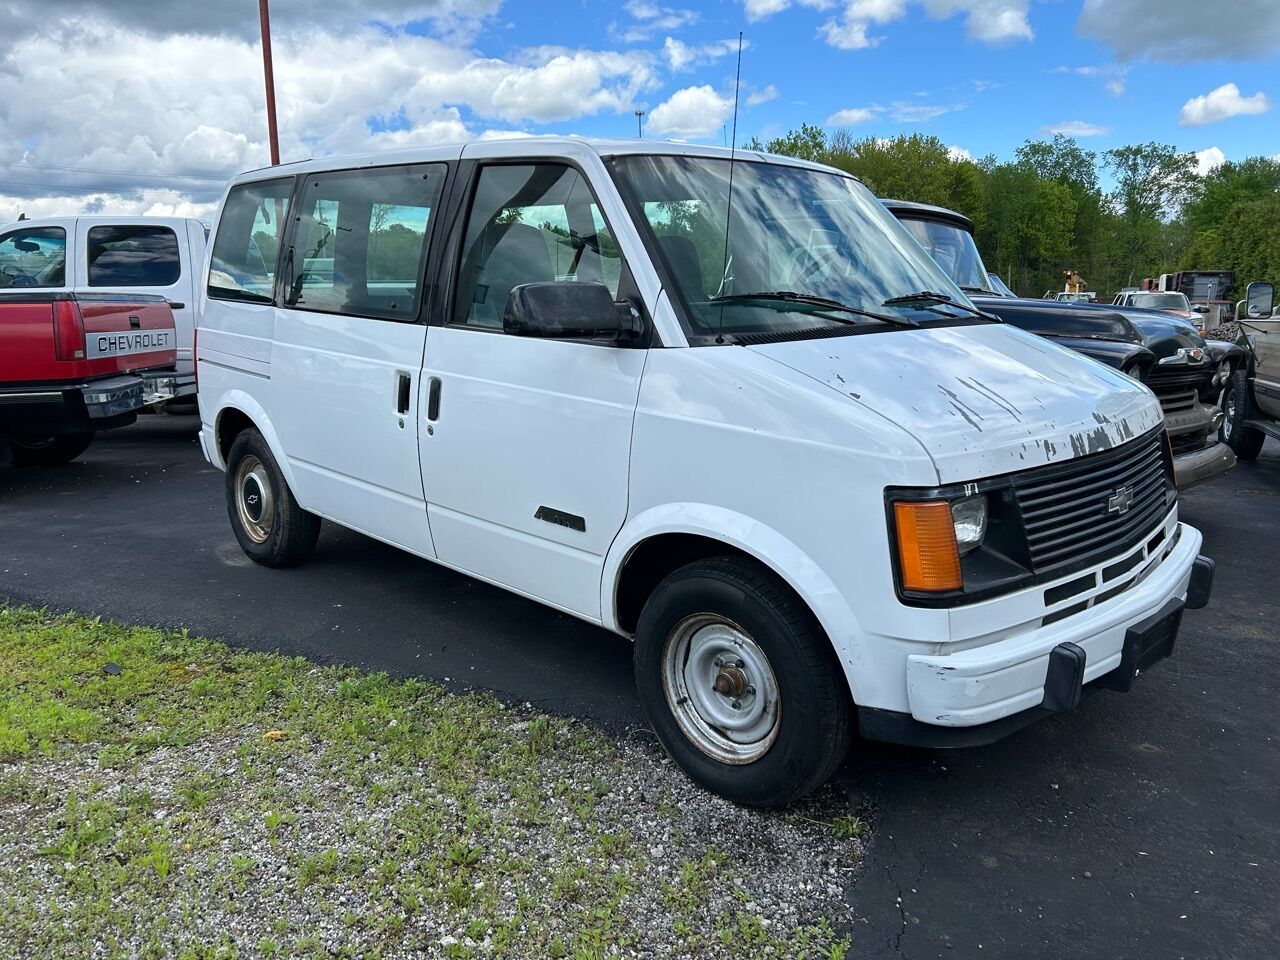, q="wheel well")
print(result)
[215,408,255,463]
[614,533,759,636]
